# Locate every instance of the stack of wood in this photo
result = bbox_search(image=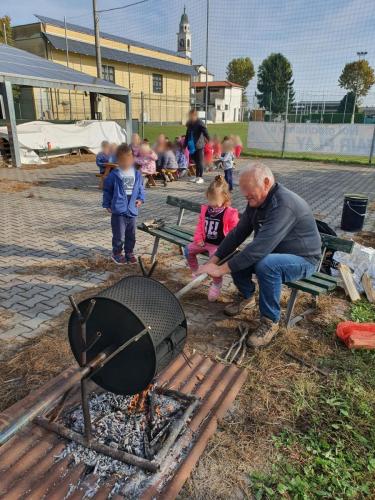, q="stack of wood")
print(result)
[338,264,375,303]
